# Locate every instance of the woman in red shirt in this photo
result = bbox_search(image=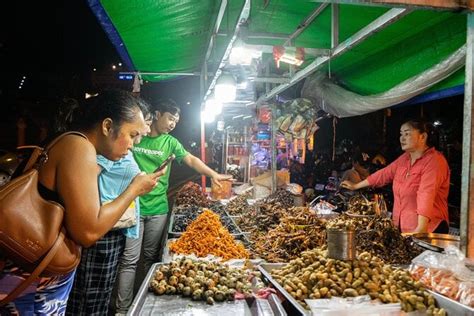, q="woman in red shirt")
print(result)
[341,119,450,233]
